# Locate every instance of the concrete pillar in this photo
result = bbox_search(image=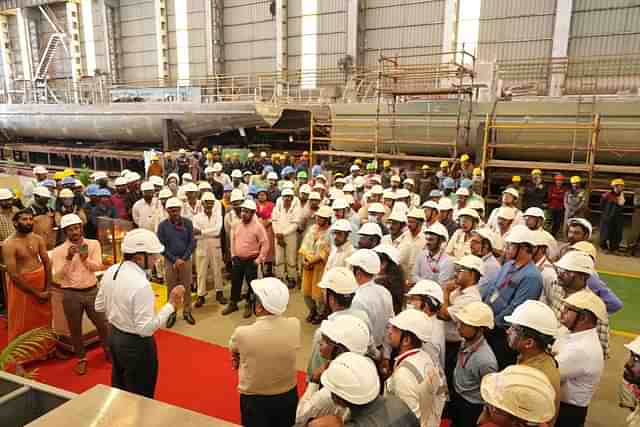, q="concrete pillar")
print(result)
[154,0,169,82]
[81,0,96,76]
[16,8,33,80]
[0,14,14,98]
[175,0,189,84]
[346,0,365,68]
[275,0,287,84]
[66,1,83,83]
[205,0,224,76]
[550,0,573,97]
[441,0,458,61]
